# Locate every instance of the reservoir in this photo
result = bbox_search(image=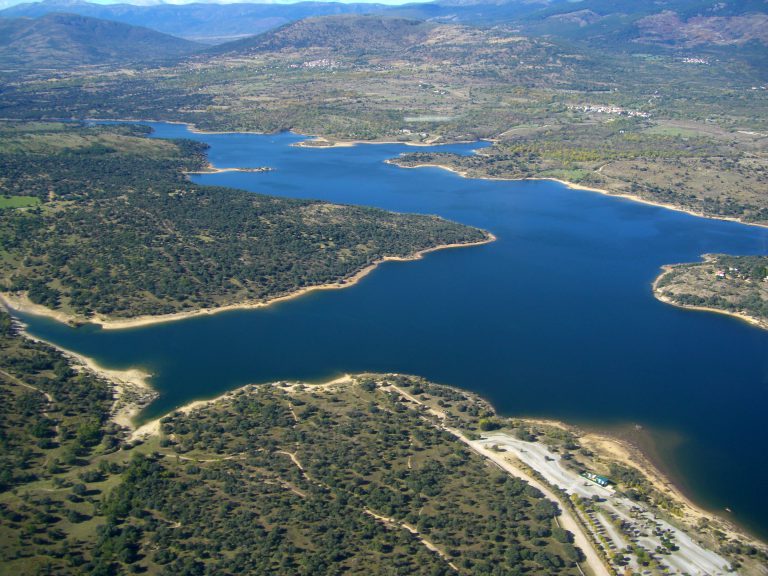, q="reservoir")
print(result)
[17,122,768,540]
